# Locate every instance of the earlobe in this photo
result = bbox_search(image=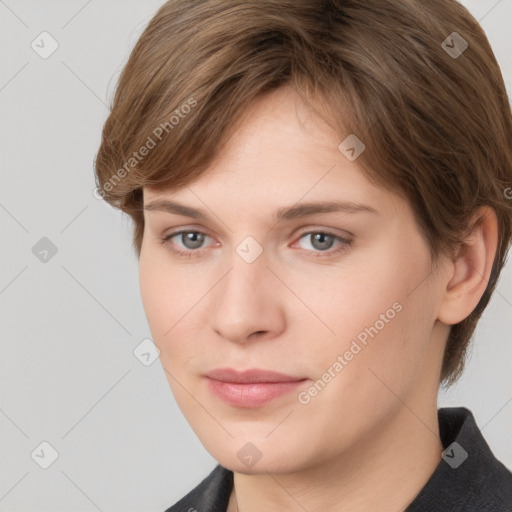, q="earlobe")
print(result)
[437,206,498,326]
